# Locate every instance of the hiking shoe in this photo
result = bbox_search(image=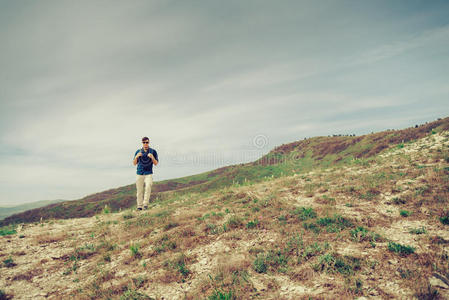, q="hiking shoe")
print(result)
[143,206,148,210]
[137,207,142,211]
